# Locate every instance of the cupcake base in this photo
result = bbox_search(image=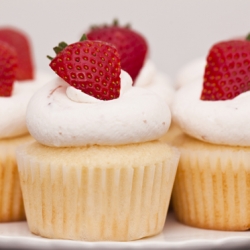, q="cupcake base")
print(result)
[172,133,250,231]
[17,140,179,241]
[0,134,33,222]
